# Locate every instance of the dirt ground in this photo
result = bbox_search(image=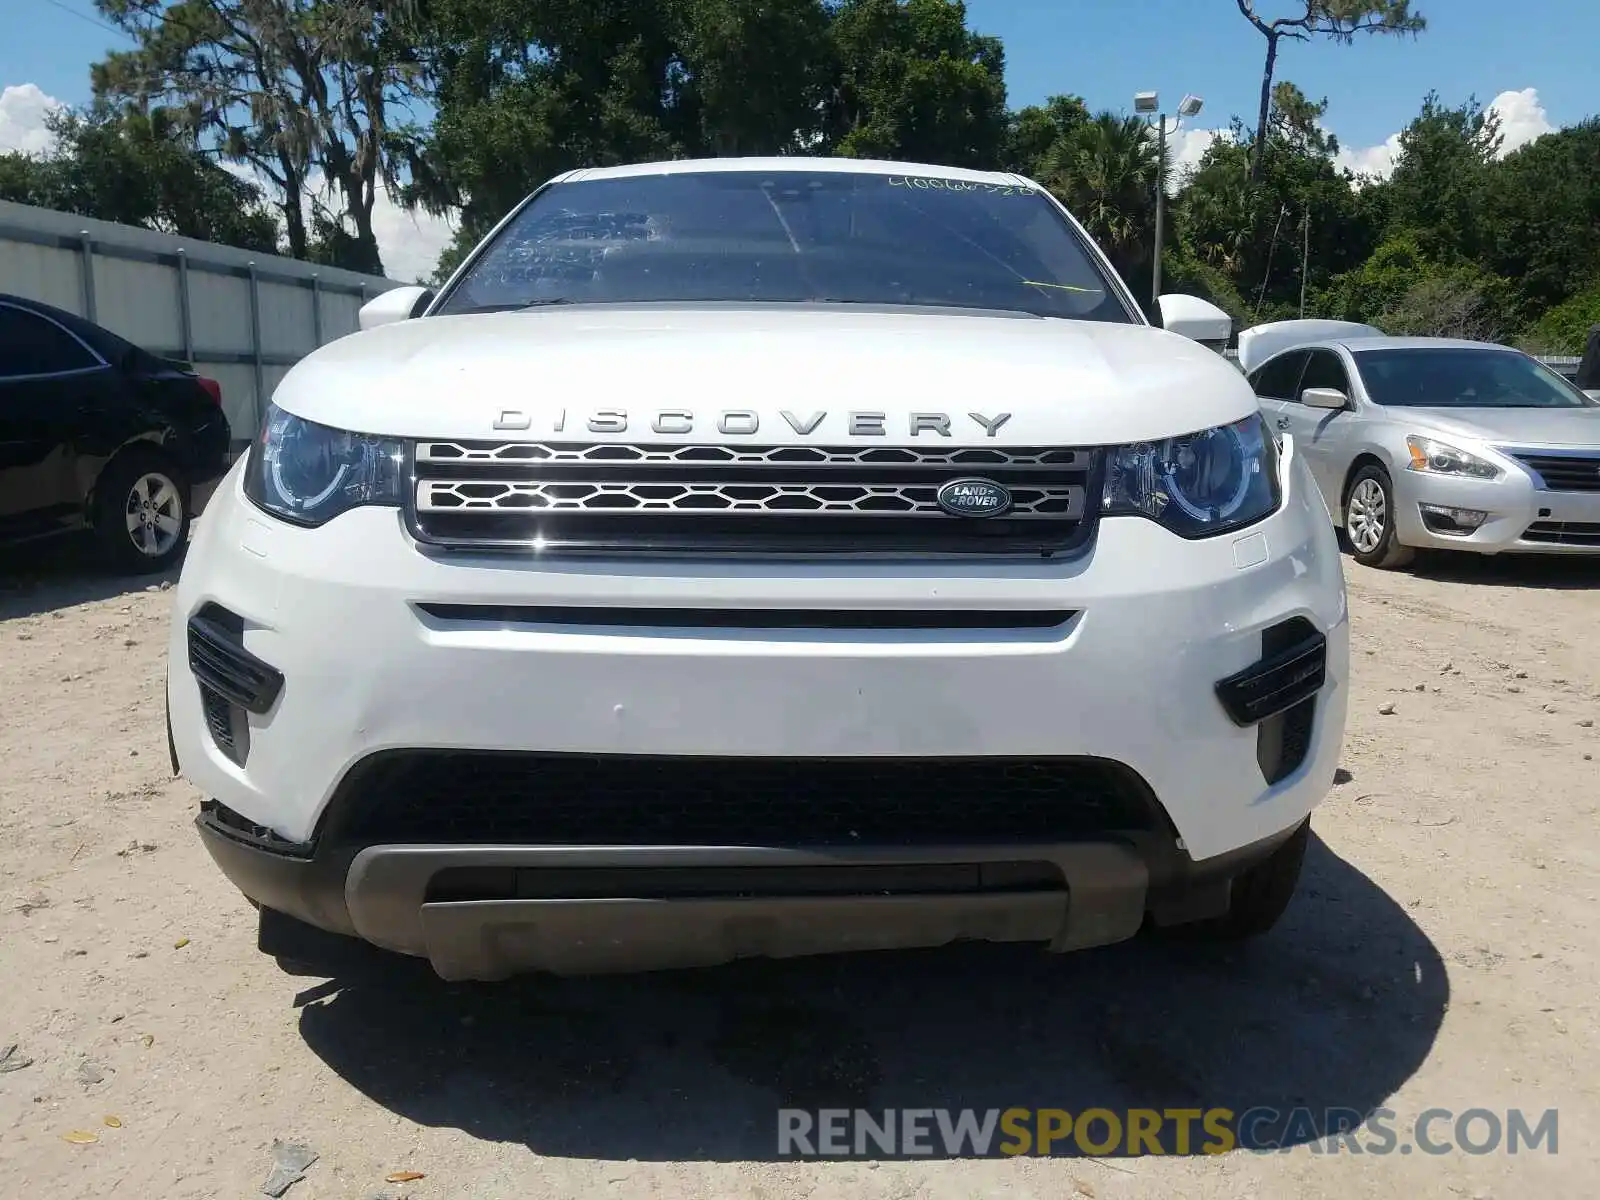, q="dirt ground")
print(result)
[2,537,1599,1200]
